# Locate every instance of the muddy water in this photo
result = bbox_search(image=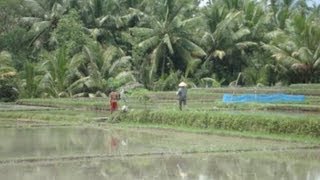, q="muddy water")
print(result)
[0,126,319,179]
